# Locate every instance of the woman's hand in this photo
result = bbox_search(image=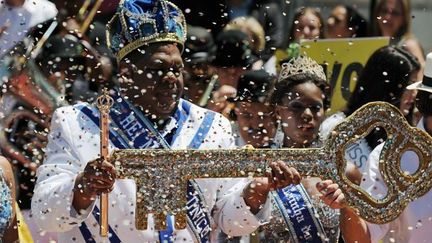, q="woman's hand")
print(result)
[316,179,346,209]
[243,161,301,214]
